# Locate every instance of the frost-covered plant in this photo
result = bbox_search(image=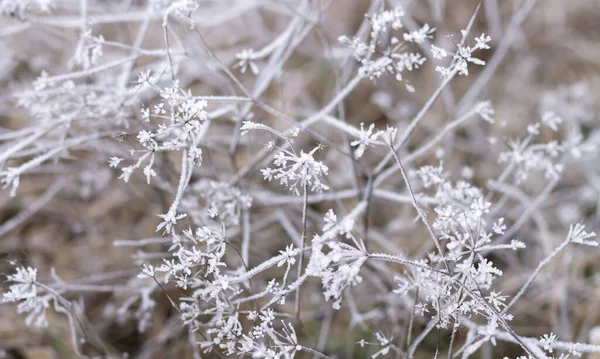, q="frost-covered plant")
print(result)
[261,145,330,195]
[2,267,50,328]
[339,6,433,91]
[2,1,600,359]
[432,33,491,78]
